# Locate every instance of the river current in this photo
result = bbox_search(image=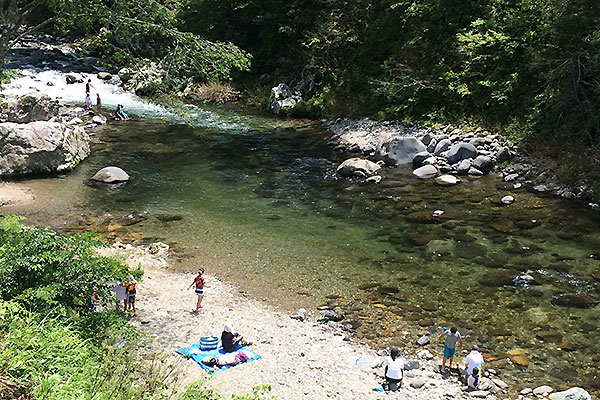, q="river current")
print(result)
[3,66,600,394]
